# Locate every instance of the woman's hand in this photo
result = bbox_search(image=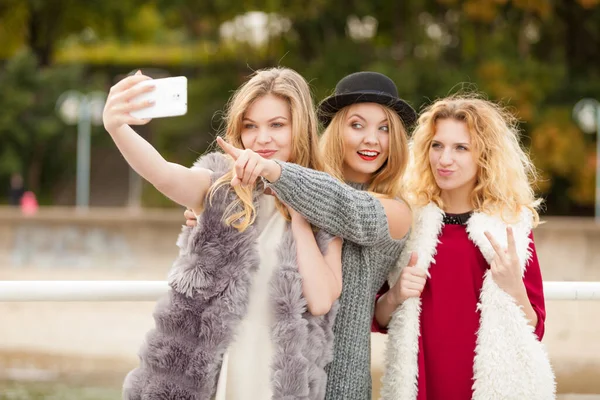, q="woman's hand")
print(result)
[387,253,426,305]
[103,70,155,133]
[485,227,526,299]
[184,209,197,227]
[216,137,282,186]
